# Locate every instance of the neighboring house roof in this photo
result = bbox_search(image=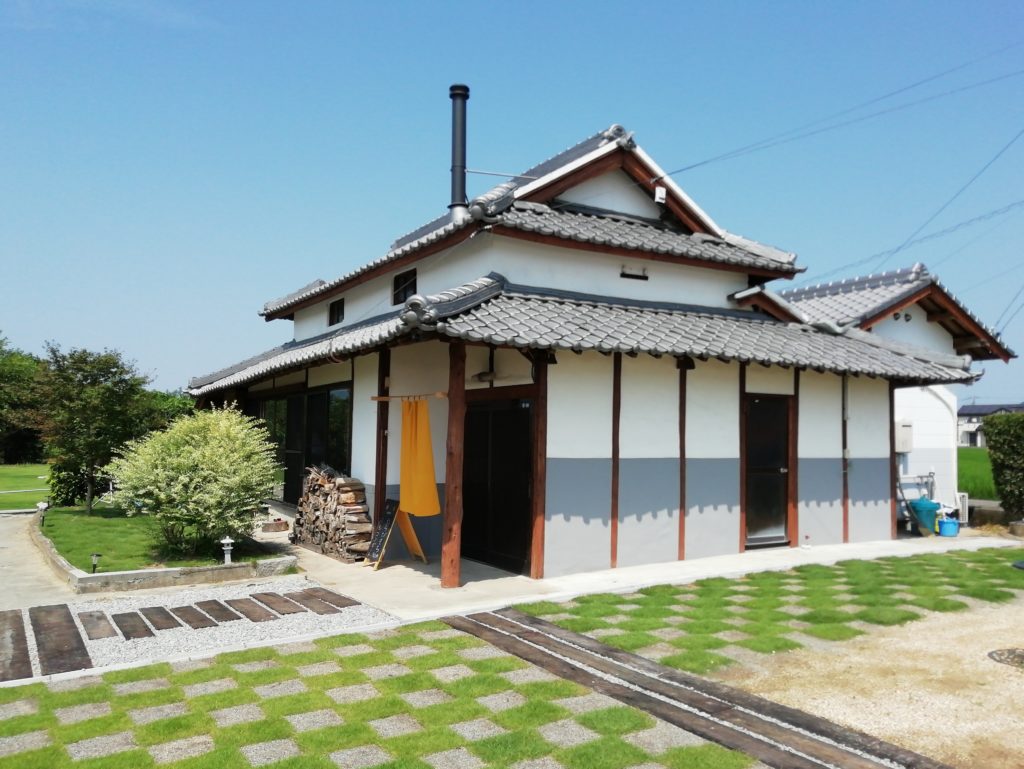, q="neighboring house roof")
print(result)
[260,125,799,321]
[190,274,977,397]
[773,263,1014,361]
[957,402,1024,417]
